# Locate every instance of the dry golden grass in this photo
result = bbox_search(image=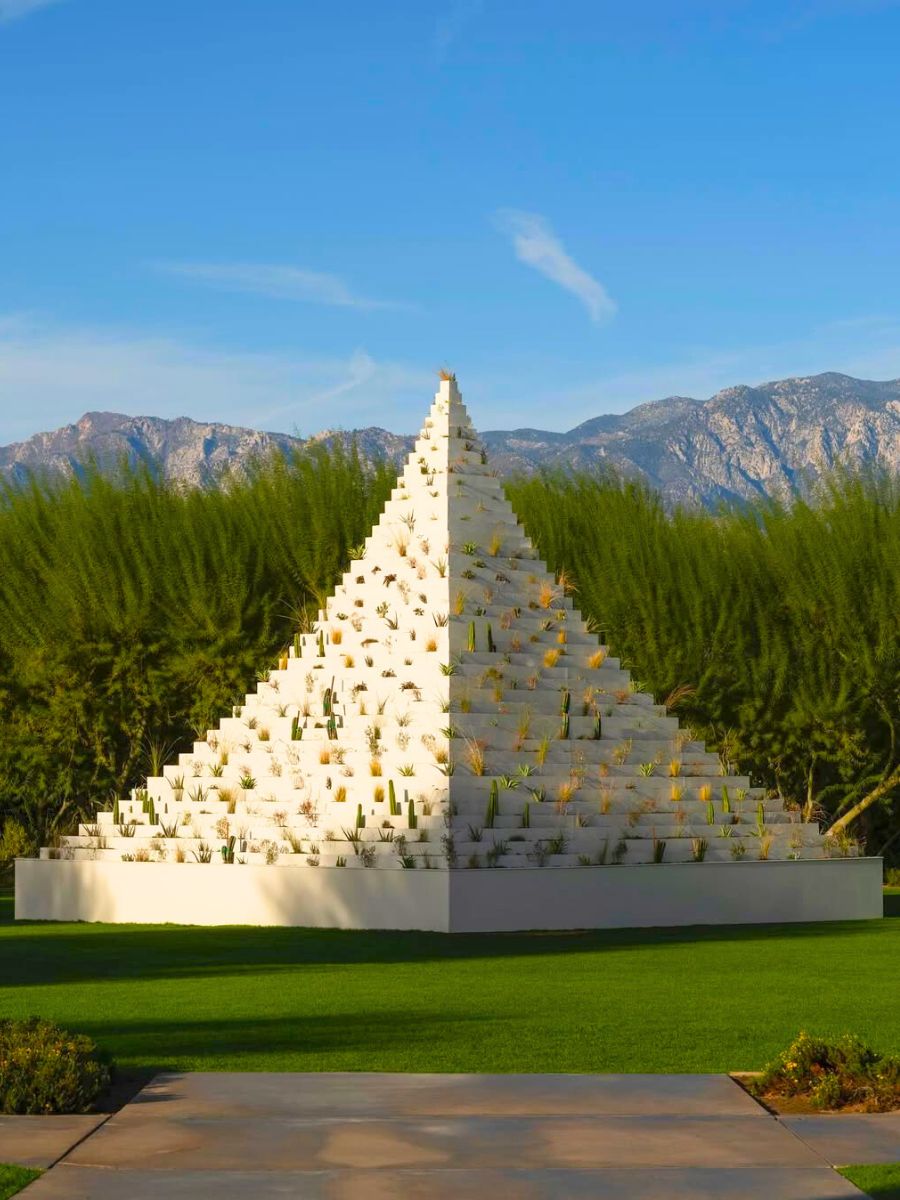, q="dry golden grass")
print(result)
[330,628,343,645]
[370,758,383,777]
[543,648,560,668]
[319,749,331,765]
[556,779,577,809]
[464,738,486,776]
[557,568,576,595]
[538,580,556,609]
[588,649,606,669]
